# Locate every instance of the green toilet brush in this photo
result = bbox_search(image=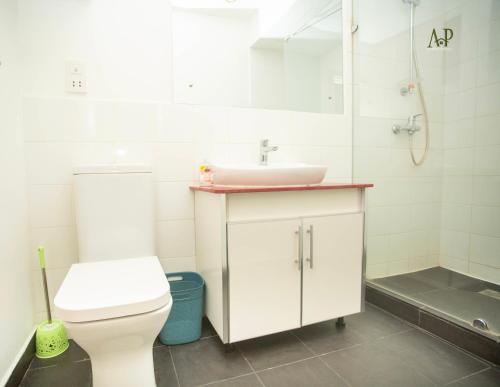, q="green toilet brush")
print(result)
[35,246,69,358]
